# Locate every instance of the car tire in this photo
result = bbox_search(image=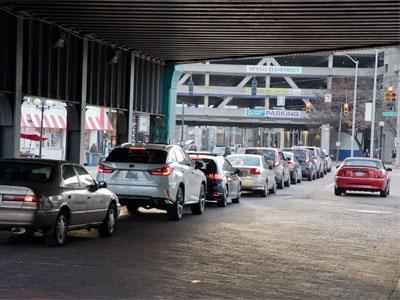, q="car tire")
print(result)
[217,186,228,207]
[297,173,302,183]
[126,204,139,214]
[284,175,290,187]
[334,186,342,196]
[259,182,268,197]
[380,185,388,198]
[269,182,276,194]
[320,170,324,178]
[191,184,206,214]
[291,173,297,184]
[328,167,332,173]
[307,172,312,181]
[167,186,184,221]
[316,168,320,179]
[277,178,284,189]
[98,203,117,237]
[45,211,68,247]
[232,184,241,203]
